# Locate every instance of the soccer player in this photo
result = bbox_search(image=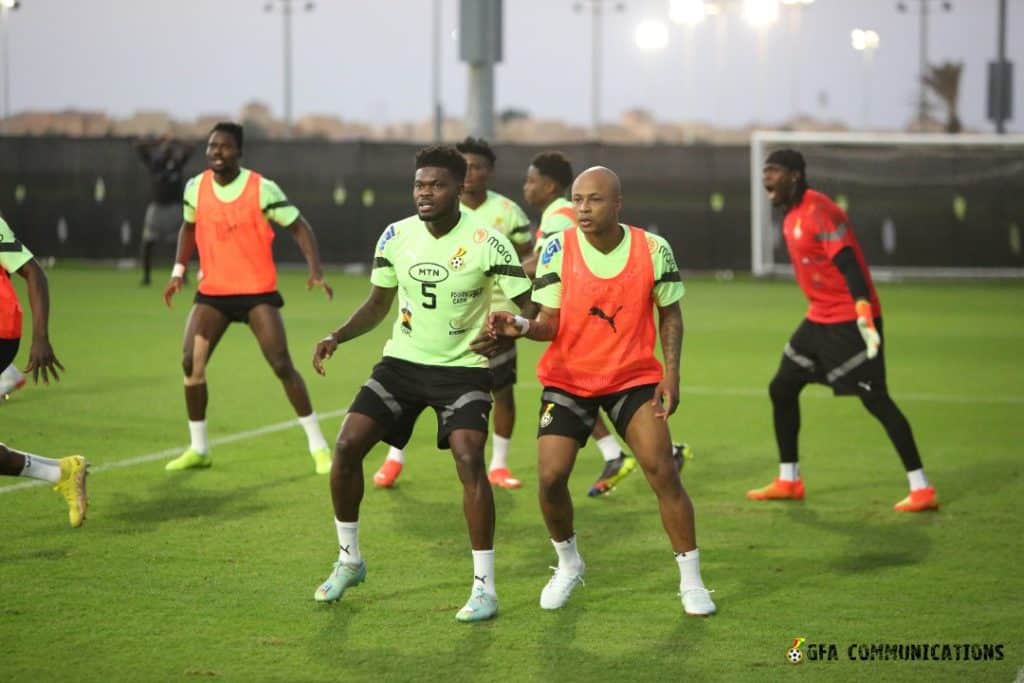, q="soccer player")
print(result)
[373,137,533,490]
[162,122,334,474]
[484,166,716,616]
[311,146,534,623]
[521,151,690,497]
[135,134,194,286]
[747,149,939,513]
[0,216,86,527]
